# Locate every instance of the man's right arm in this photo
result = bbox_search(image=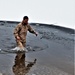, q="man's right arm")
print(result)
[13,24,21,39]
